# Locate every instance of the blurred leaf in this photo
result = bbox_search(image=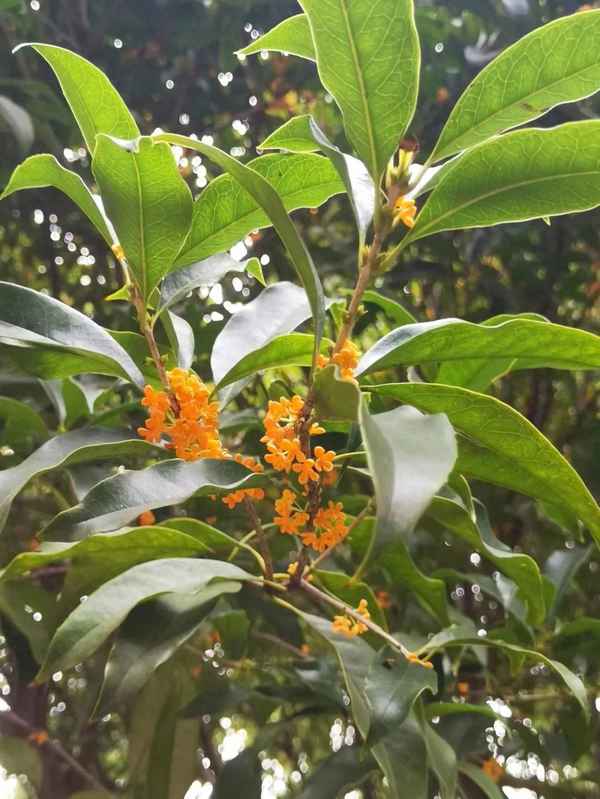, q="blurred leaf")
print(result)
[432,10,600,161]
[314,364,360,421]
[38,558,254,679]
[0,95,34,156]
[0,737,42,789]
[0,396,48,456]
[237,14,315,60]
[0,282,144,384]
[161,310,194,370]
[156,134,327,355]
[148,700,198,799]
[246,257,266,286]
[0,429,159,534]
[459,763,505,799]
[408,122,600,243]
[371,716,429,799]
[1,154,113,245]
[212,748,262,799]
[424,497,545,625]
[416,702,457,799]
[176,153,343,266]
[93,135,192,299]
[158,253,256,315]
[357,318,600,390]
[22,43,138,152]
[213,608,251,660]
[41,458,263,540]
[371,384,600,544]
[359,399,457,551]
[362,290,417,326]
[298,0,420,181]
[544,545,593,622]
[0,580,60,663]
[297,746,376,798]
